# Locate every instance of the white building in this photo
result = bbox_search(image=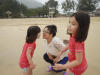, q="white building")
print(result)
[95,8,100,16]
[49,7,55,18]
